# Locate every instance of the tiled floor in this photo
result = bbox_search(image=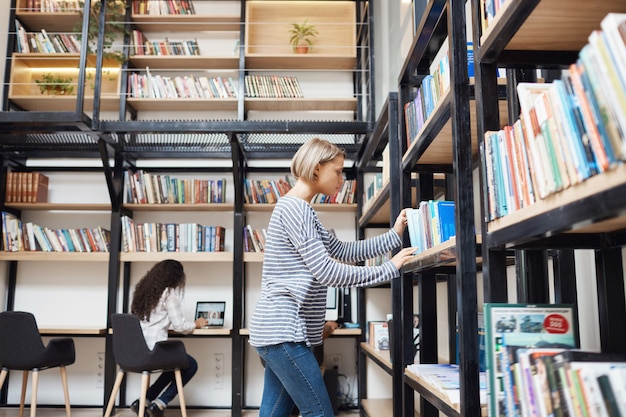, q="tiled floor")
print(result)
[0,408,360,417]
